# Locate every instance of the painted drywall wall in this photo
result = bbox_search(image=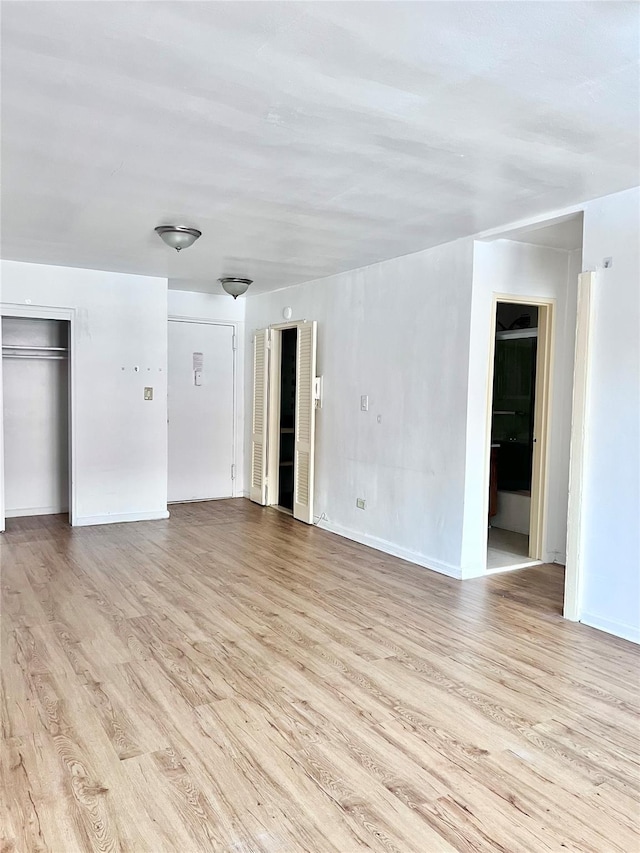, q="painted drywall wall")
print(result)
[168,289,245,324]
[167,289,245,494]
[245,239,475,576]
[462,240,579,576]
[579,187,640,642]
[2,318,69,516]
[0,261,168,526]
